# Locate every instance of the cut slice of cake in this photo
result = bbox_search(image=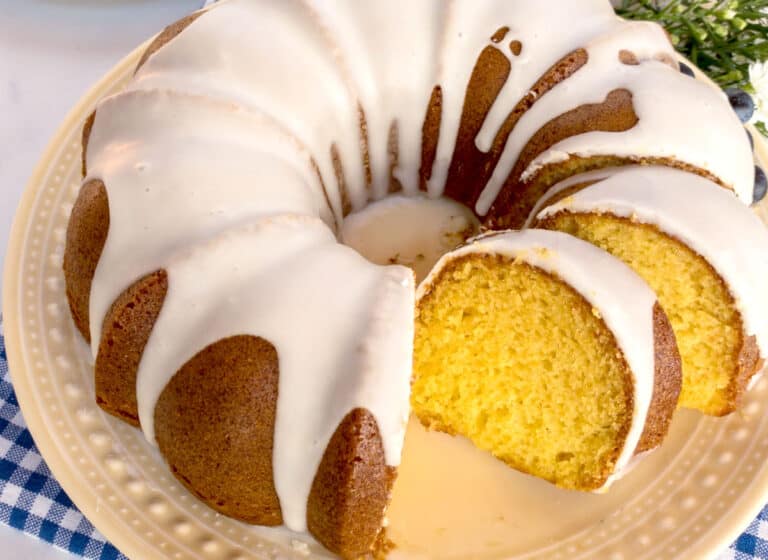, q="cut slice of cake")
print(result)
[411,229,681,491]
[535,166,768,416]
